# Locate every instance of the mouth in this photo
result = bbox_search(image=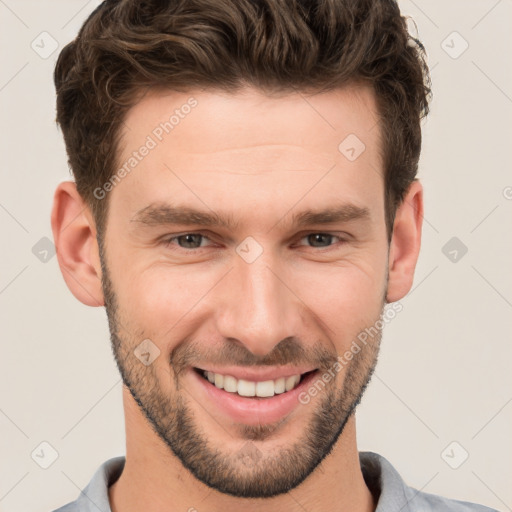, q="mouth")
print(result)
[190,366,321,425]
[193,367,317,399]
